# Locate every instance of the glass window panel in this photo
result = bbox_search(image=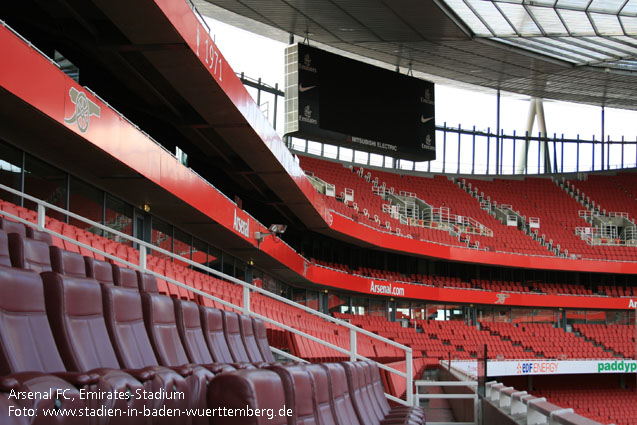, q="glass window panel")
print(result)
[369,153,384,167]
[586,36,637,55]
[556,0,589,9]
[621,0,637,15]
[222,254,234,277]
[588,0,625,14]
[620,16,637,33]
[442,0,492,35]
[607,310,628,324]
[500,135,515,175]
[0,140,23,206]
[557,9,596,34]
[173,227,191,261]
[446,132,460,173]
[192,238,210,266]
[307,140,322,156]
[369,299,386,317]
[527,6,567,34]
[152,217,172,260]
[590,12,623,35]
[104,194,133,246]
[24,154,67,222]
[339,147,353,162]
[466,0,516,35]
[291,137,306,151]
[398,159,414,170]
[517,38,595,62]
[396,300,410,320]
[495,38,579,63]
[497,2,543,35]
[353,150,368,164]
[414,161,429,172]
[445,304,464,321]
[511,308,534,323]
[585,310,606,324]
[69,177,103,235]
[235,259,247,283]
[543,38,611,60]
[328,294,350,314]
[477,306,493,323]
[459,133,474,174]
[494,308,511,323]
[532,309,555,323]
[411,302,426,320]
[351,297,368,315]
[323,144,338,159]
[566,309,587,324]
[473,135,488,174]
[427,304,445,321]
